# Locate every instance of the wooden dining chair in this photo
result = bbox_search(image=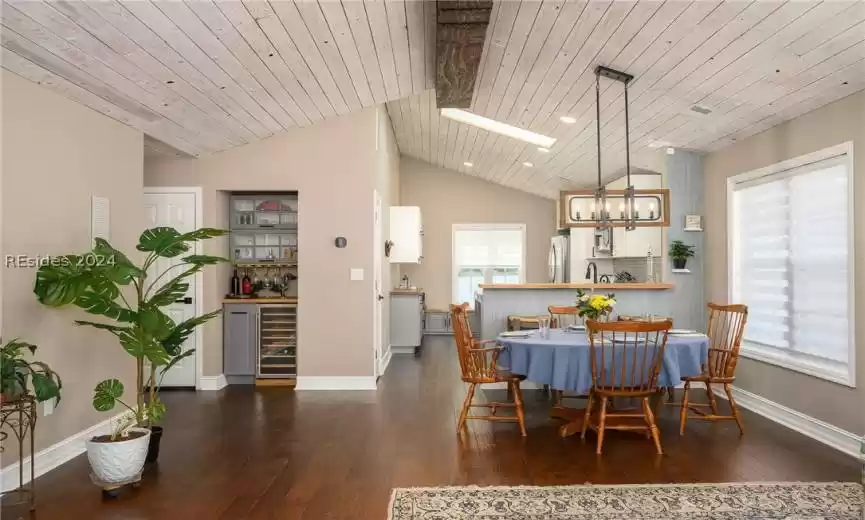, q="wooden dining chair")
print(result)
[582,319,672,454]
[679,303,749,435]
[548,305,581,328]
[450,303,527,436]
